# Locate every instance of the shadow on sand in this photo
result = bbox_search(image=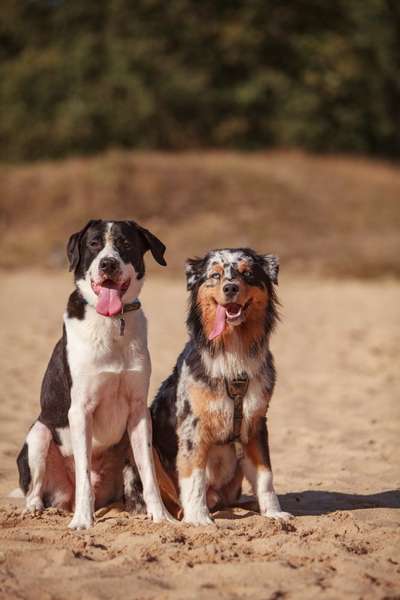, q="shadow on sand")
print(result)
[215,489,400,519]
[281,489,400,516]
